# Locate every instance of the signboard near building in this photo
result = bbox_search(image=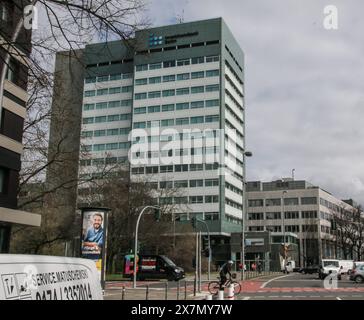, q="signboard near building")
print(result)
[80,207,109,288]
[0,255,103,300]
